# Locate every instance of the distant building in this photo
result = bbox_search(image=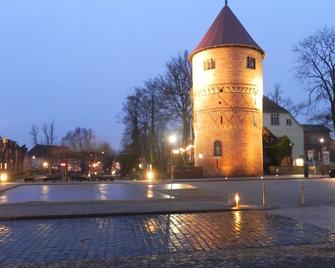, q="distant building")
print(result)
[263,97,305,166]
[0,137,27,174]
[27,145,107,175]
[303,124,335,163]
[28,145,73,173]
